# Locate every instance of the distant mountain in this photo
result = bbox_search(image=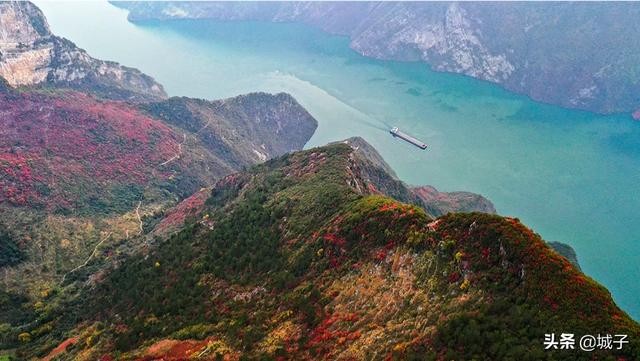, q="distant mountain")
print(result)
[411,185,496,215]
[0,90,316,214]
[140,93,318,169]
[114,1,640,116]
[0,1,166,101]
[13,141,637,360]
